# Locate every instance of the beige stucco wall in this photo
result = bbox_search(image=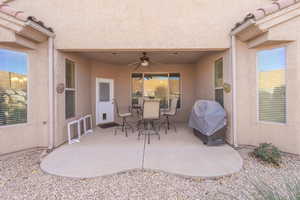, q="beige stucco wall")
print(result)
[9,0,270,50]
[0,42,49,154]
[195,51,233,143]
[90,61,197,125]
[235,16,300,154]
[54,52,92,147]
[1,0,298,156]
